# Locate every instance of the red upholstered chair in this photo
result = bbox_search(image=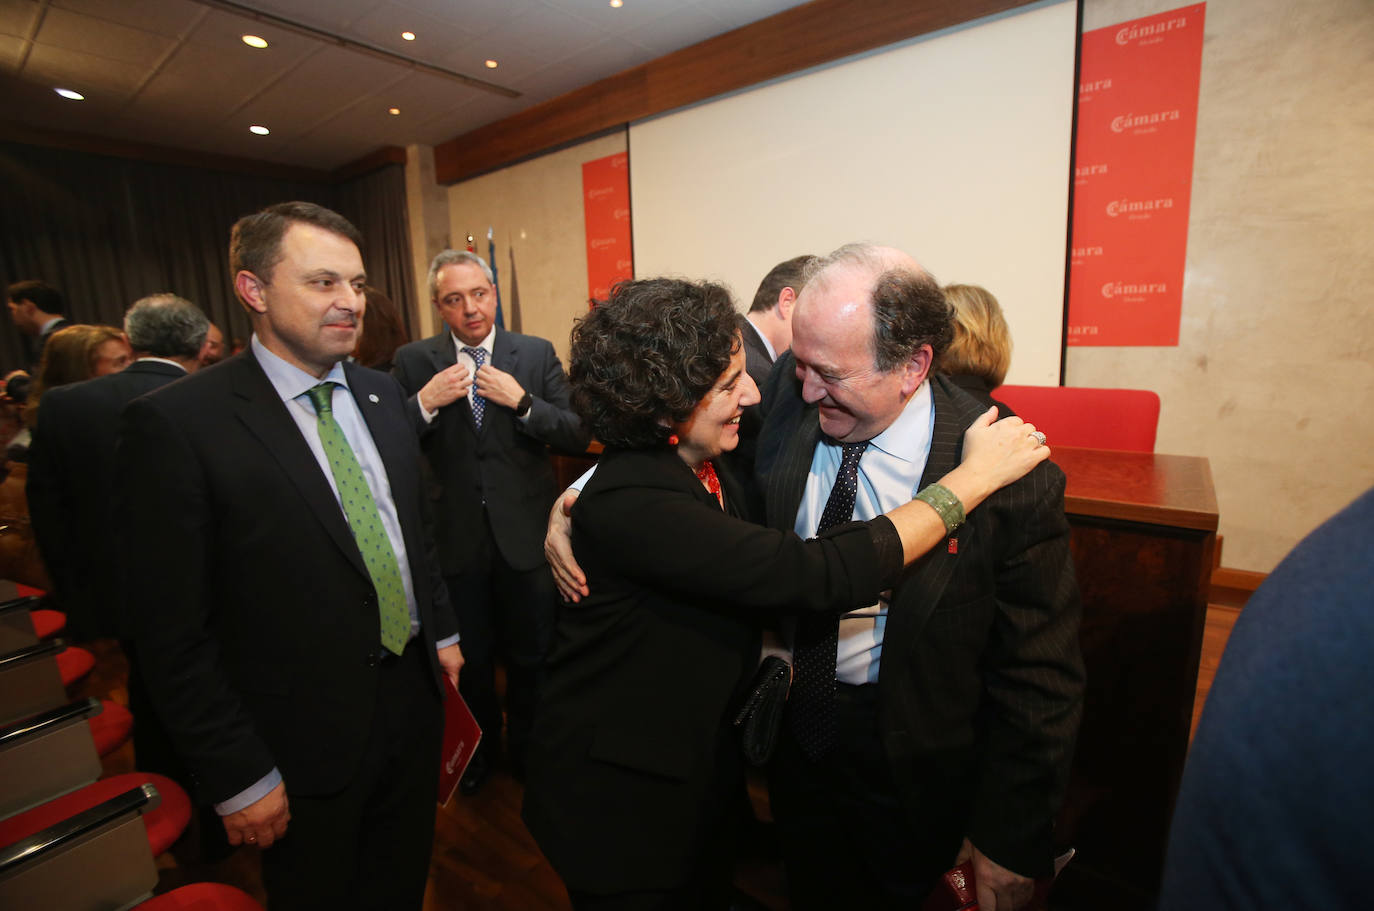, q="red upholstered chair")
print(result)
[0,780,164,909]
[55,643,96,688]
[31,609,65,639]
[88,699,134,757]
[14,584,47,598]
[136,883,265,910]
[992,385,1161,453]
[0,772,192,858]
